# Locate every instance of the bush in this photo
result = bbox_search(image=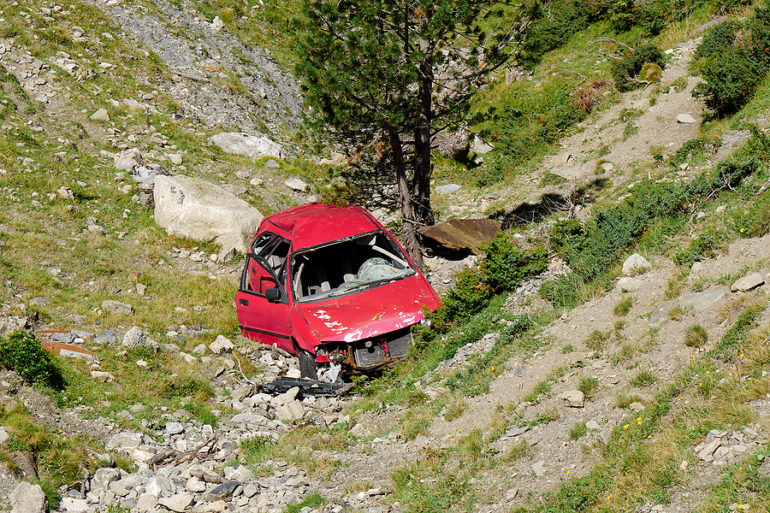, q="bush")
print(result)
[693,45,767,115]
[0,331,63,389]
[693,6,770,116]
[482,234,548,292]
[672,232,722,268]
[695,20,740,62]
[520,2,597,69]
[440,267,494,323]
[611,43,665,91]
[540,273,585,309]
